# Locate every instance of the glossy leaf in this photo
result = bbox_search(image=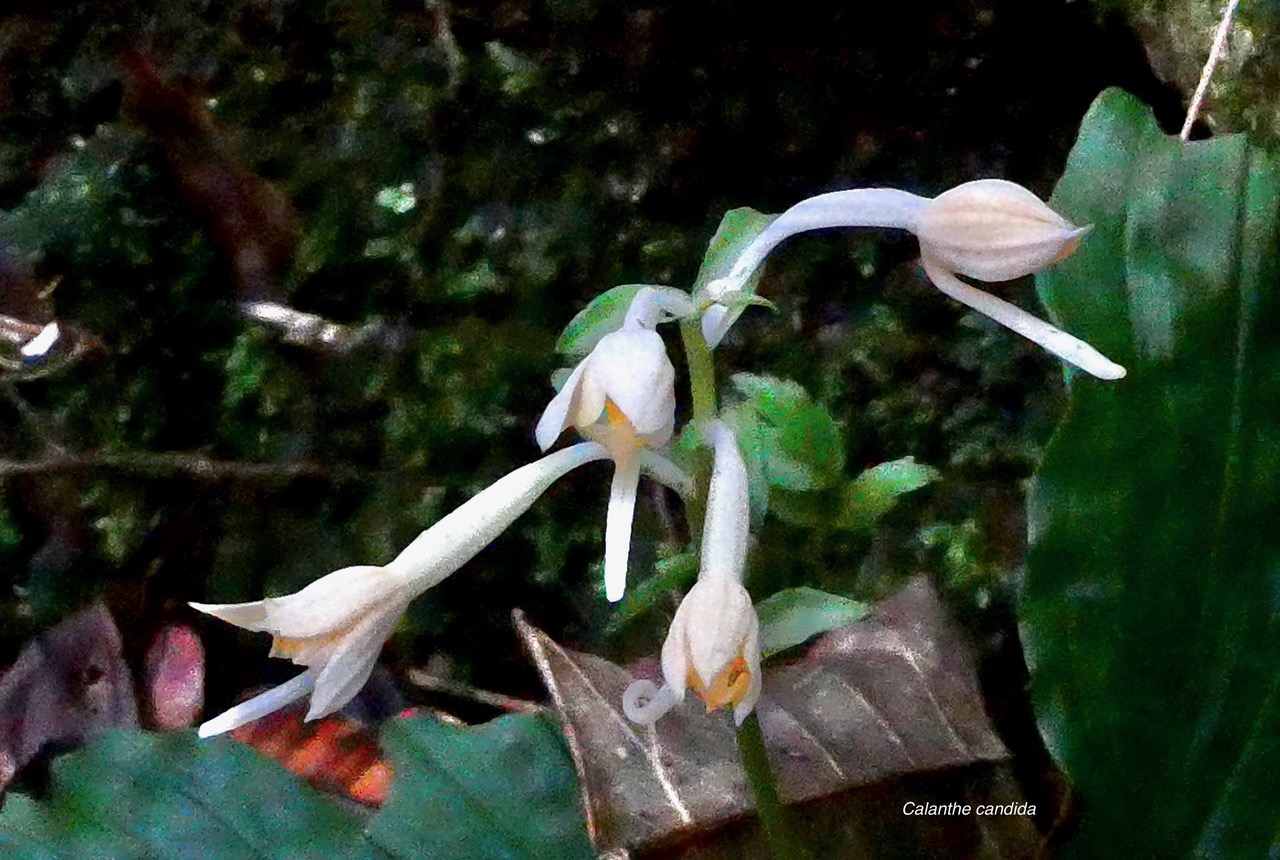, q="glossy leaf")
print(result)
[554,283,691,359]
[772,456,938,531]
[725,373,845,496]
[369,713,593,860]
[1025,88,1280,857]
[0,731,375,860]
[754,586,868,657]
